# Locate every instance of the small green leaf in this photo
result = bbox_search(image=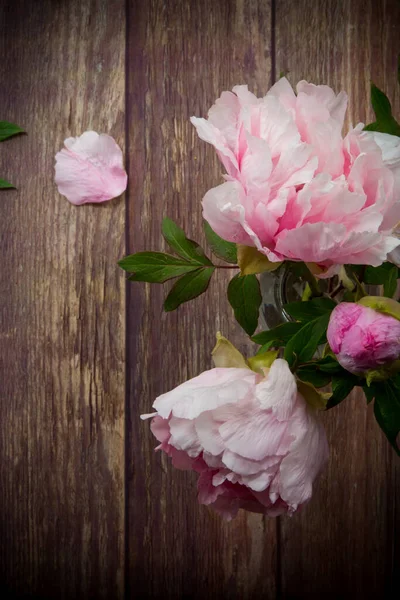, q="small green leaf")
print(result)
[370,83,392,121]
[364,263,396,285]
[373,380,400,455]
[297,380,332,410]
[284,313,331,367]
[237,245,281,275]
[252,321,303,346]
[162,217,212,265]
[364,83,400,136]
[358,296,400,321]
[363,384,376,404]
[365,360,400,386]
[0,121,25,141]
[212,333,249,369]
[118,252,200,282]
[384,264,398,298]
[256,341,274,355]
[283,297,336,322]
[203,221,237,264]
[326,373,359,410]
[164,267,215,311]
[0,178,15,189]
[227,274,261,336]
[247,350,279,374]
